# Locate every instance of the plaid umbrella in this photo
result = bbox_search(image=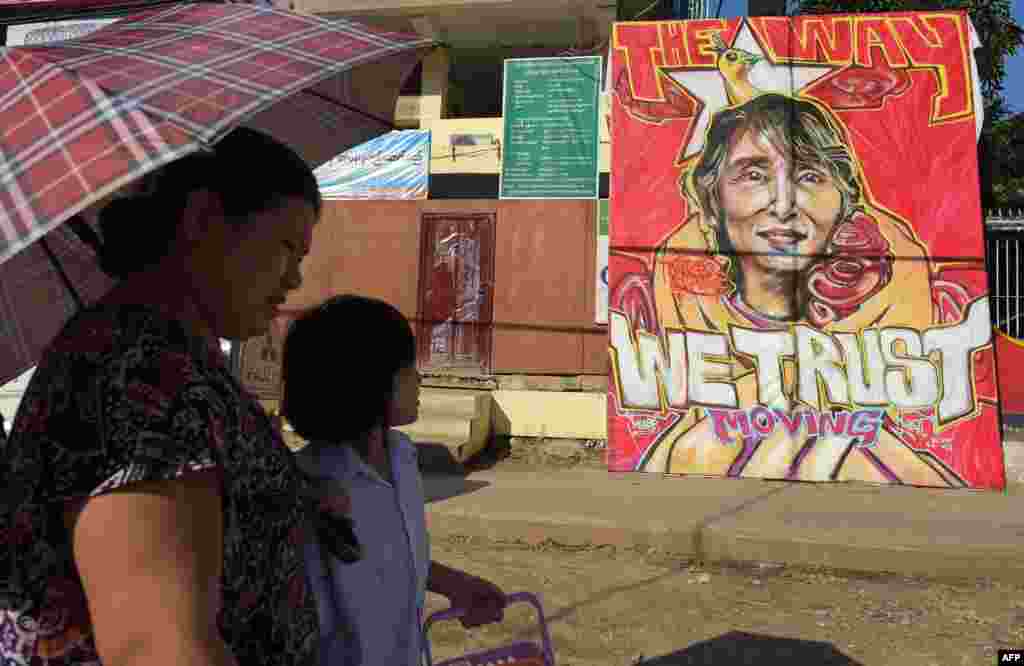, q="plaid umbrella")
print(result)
[0,2,432,385]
